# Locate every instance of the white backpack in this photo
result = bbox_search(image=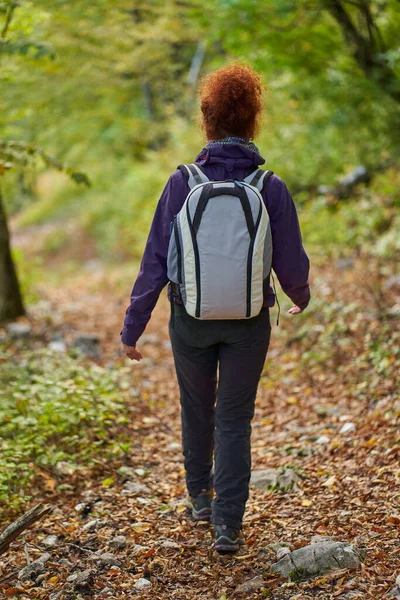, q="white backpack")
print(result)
[167,163,273,320]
